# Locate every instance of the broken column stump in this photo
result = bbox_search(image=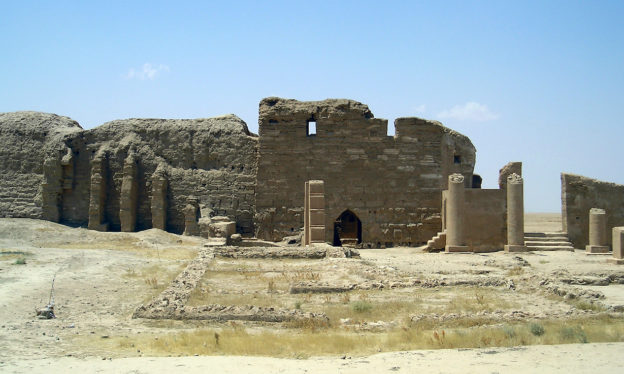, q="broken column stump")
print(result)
[586,208,610,254]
